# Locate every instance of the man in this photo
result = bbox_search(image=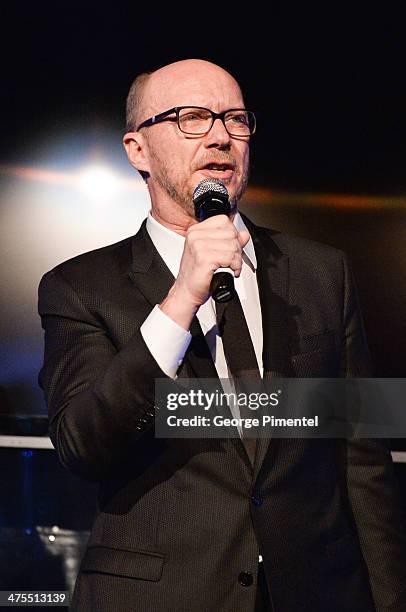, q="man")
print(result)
[38,60,406,611]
